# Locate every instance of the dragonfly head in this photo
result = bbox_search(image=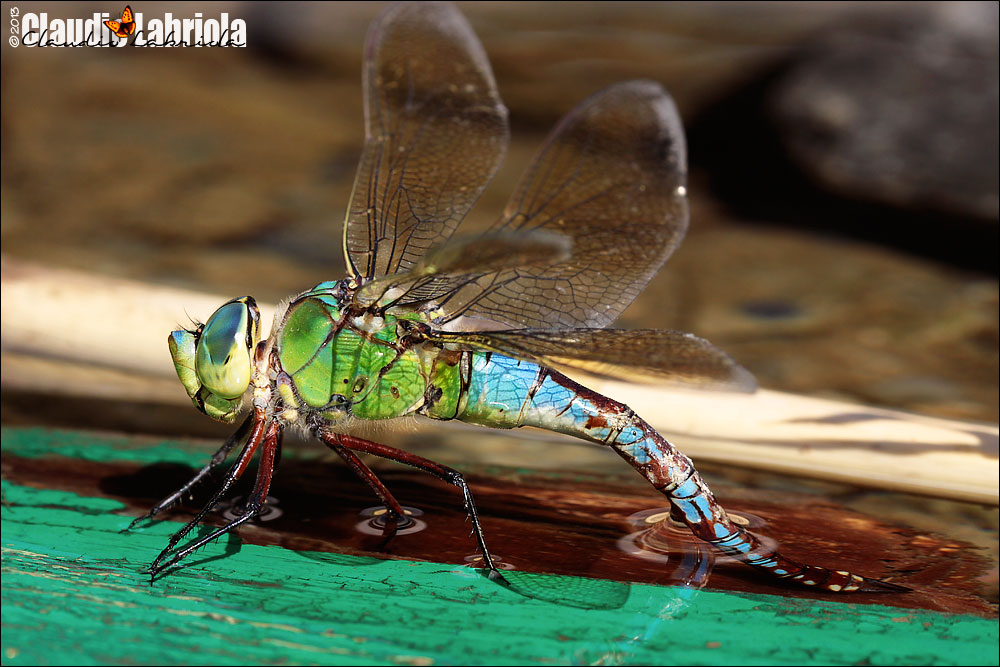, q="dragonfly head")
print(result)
[168,296,261,422]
